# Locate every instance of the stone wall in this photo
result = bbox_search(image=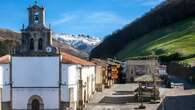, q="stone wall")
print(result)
[60,101,77,110]
[2,102,10,110]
